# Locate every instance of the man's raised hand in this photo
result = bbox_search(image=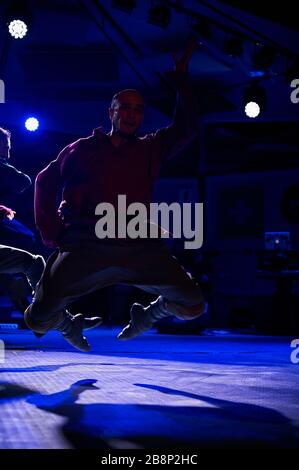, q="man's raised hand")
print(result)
[172,37,197,74]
